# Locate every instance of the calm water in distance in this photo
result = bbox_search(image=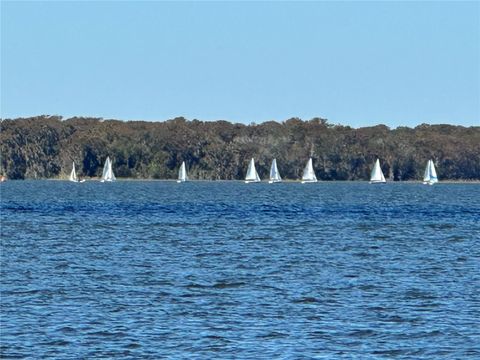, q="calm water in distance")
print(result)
[1,181,479,359]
